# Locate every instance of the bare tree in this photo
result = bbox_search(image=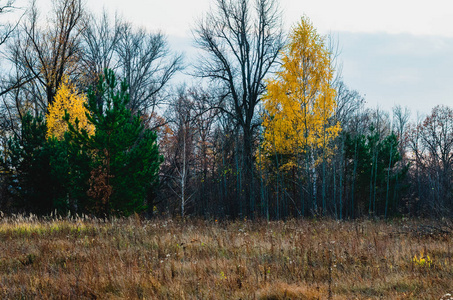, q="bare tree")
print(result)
[418,105,453,213]
[161,87,198,216]
[334,80,365,127]
[79,10,122,89]
[193,0,284,216]
[6,0,84,113]
[115,22,183,115]
[0,0,29,100]
[330,80,365,219]
[392,105,410,161]
[0,0,18,46]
